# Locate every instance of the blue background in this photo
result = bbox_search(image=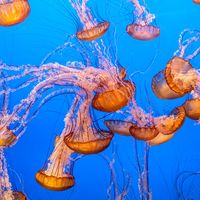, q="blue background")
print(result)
[0,0,200,199]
